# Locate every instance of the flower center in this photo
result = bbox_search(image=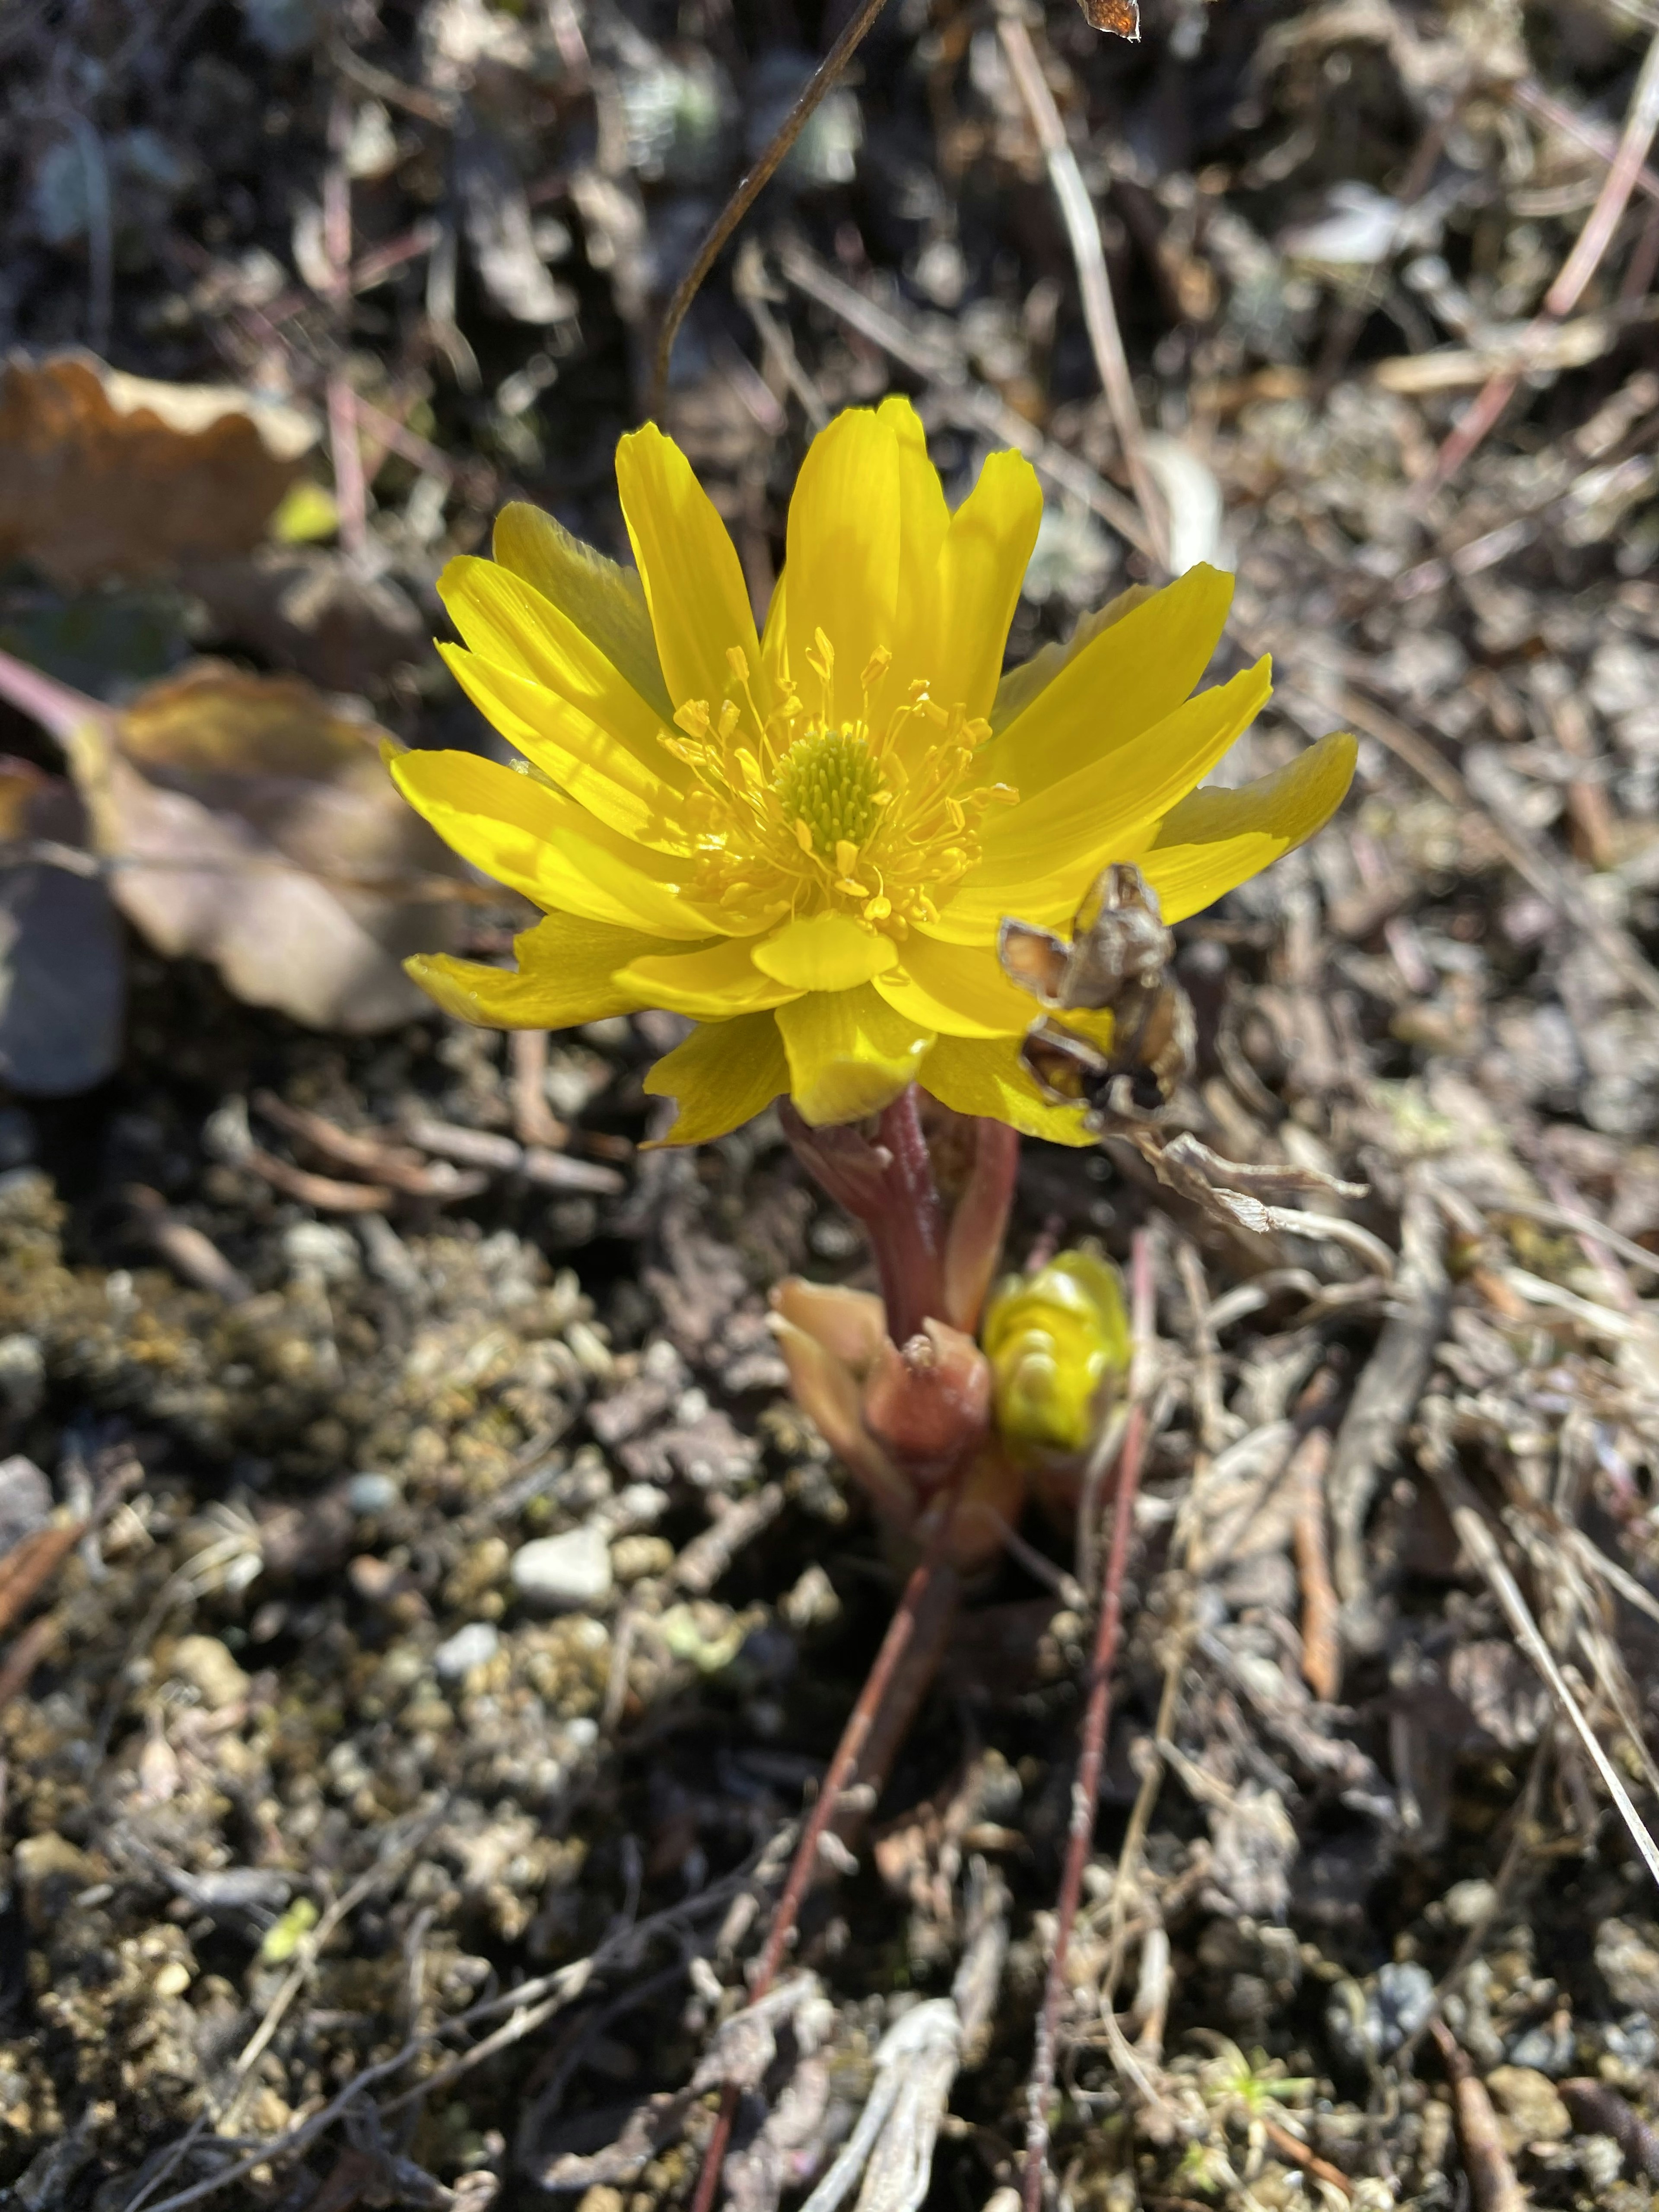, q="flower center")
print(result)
[772,728,882,857]
[660,628,1015,938]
